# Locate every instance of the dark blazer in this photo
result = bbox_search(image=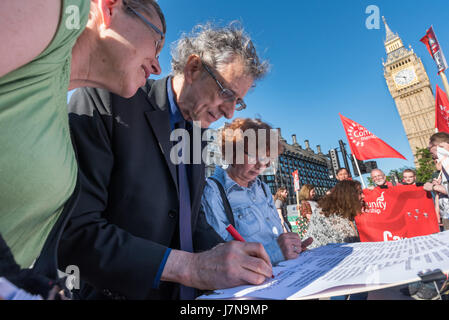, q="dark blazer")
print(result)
[58,77,220,300]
